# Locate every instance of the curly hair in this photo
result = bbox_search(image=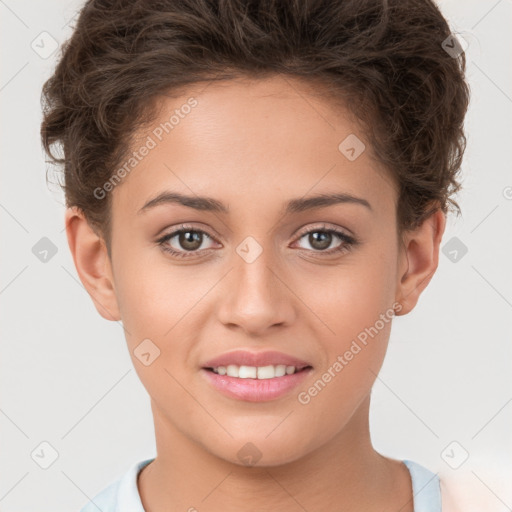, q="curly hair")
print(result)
[40,0,470,250]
